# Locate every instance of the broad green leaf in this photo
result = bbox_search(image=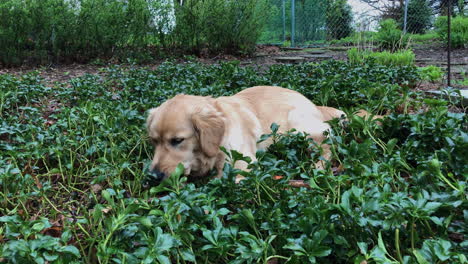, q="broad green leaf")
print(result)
[61,245,81,257]
[413,250,429,264]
